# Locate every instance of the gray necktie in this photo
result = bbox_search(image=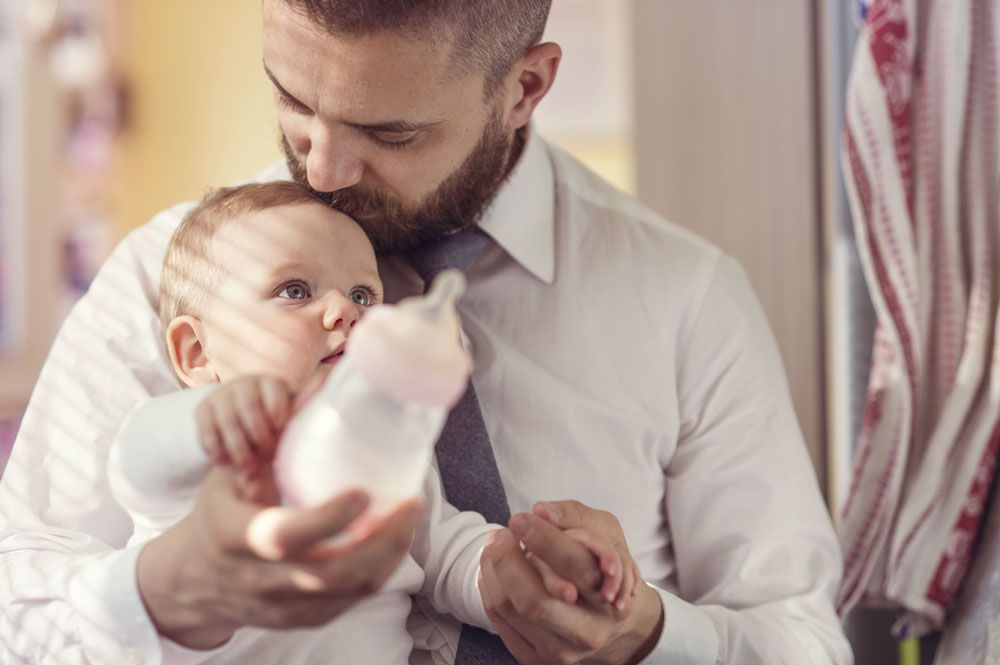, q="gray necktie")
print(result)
[407,228,516,665]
